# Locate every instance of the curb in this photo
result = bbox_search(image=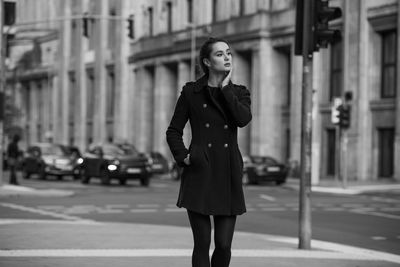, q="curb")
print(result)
[0,184,74,197]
